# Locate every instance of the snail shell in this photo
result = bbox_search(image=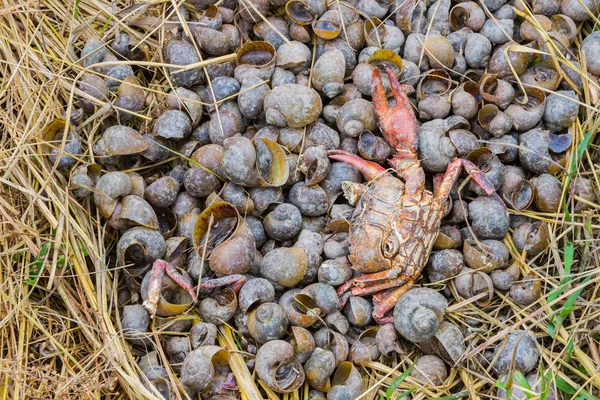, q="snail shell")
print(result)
[305,347,336,391]
[247,302,289,343]
[492,330,539,375]
[255,340,305,393]
[289,326,316,363]
[238,278,275,313]
[190,322,218,348]
[393,287,448,343]
[312,49,346,98]
[327,362,364,400]
[263,84,322,128]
